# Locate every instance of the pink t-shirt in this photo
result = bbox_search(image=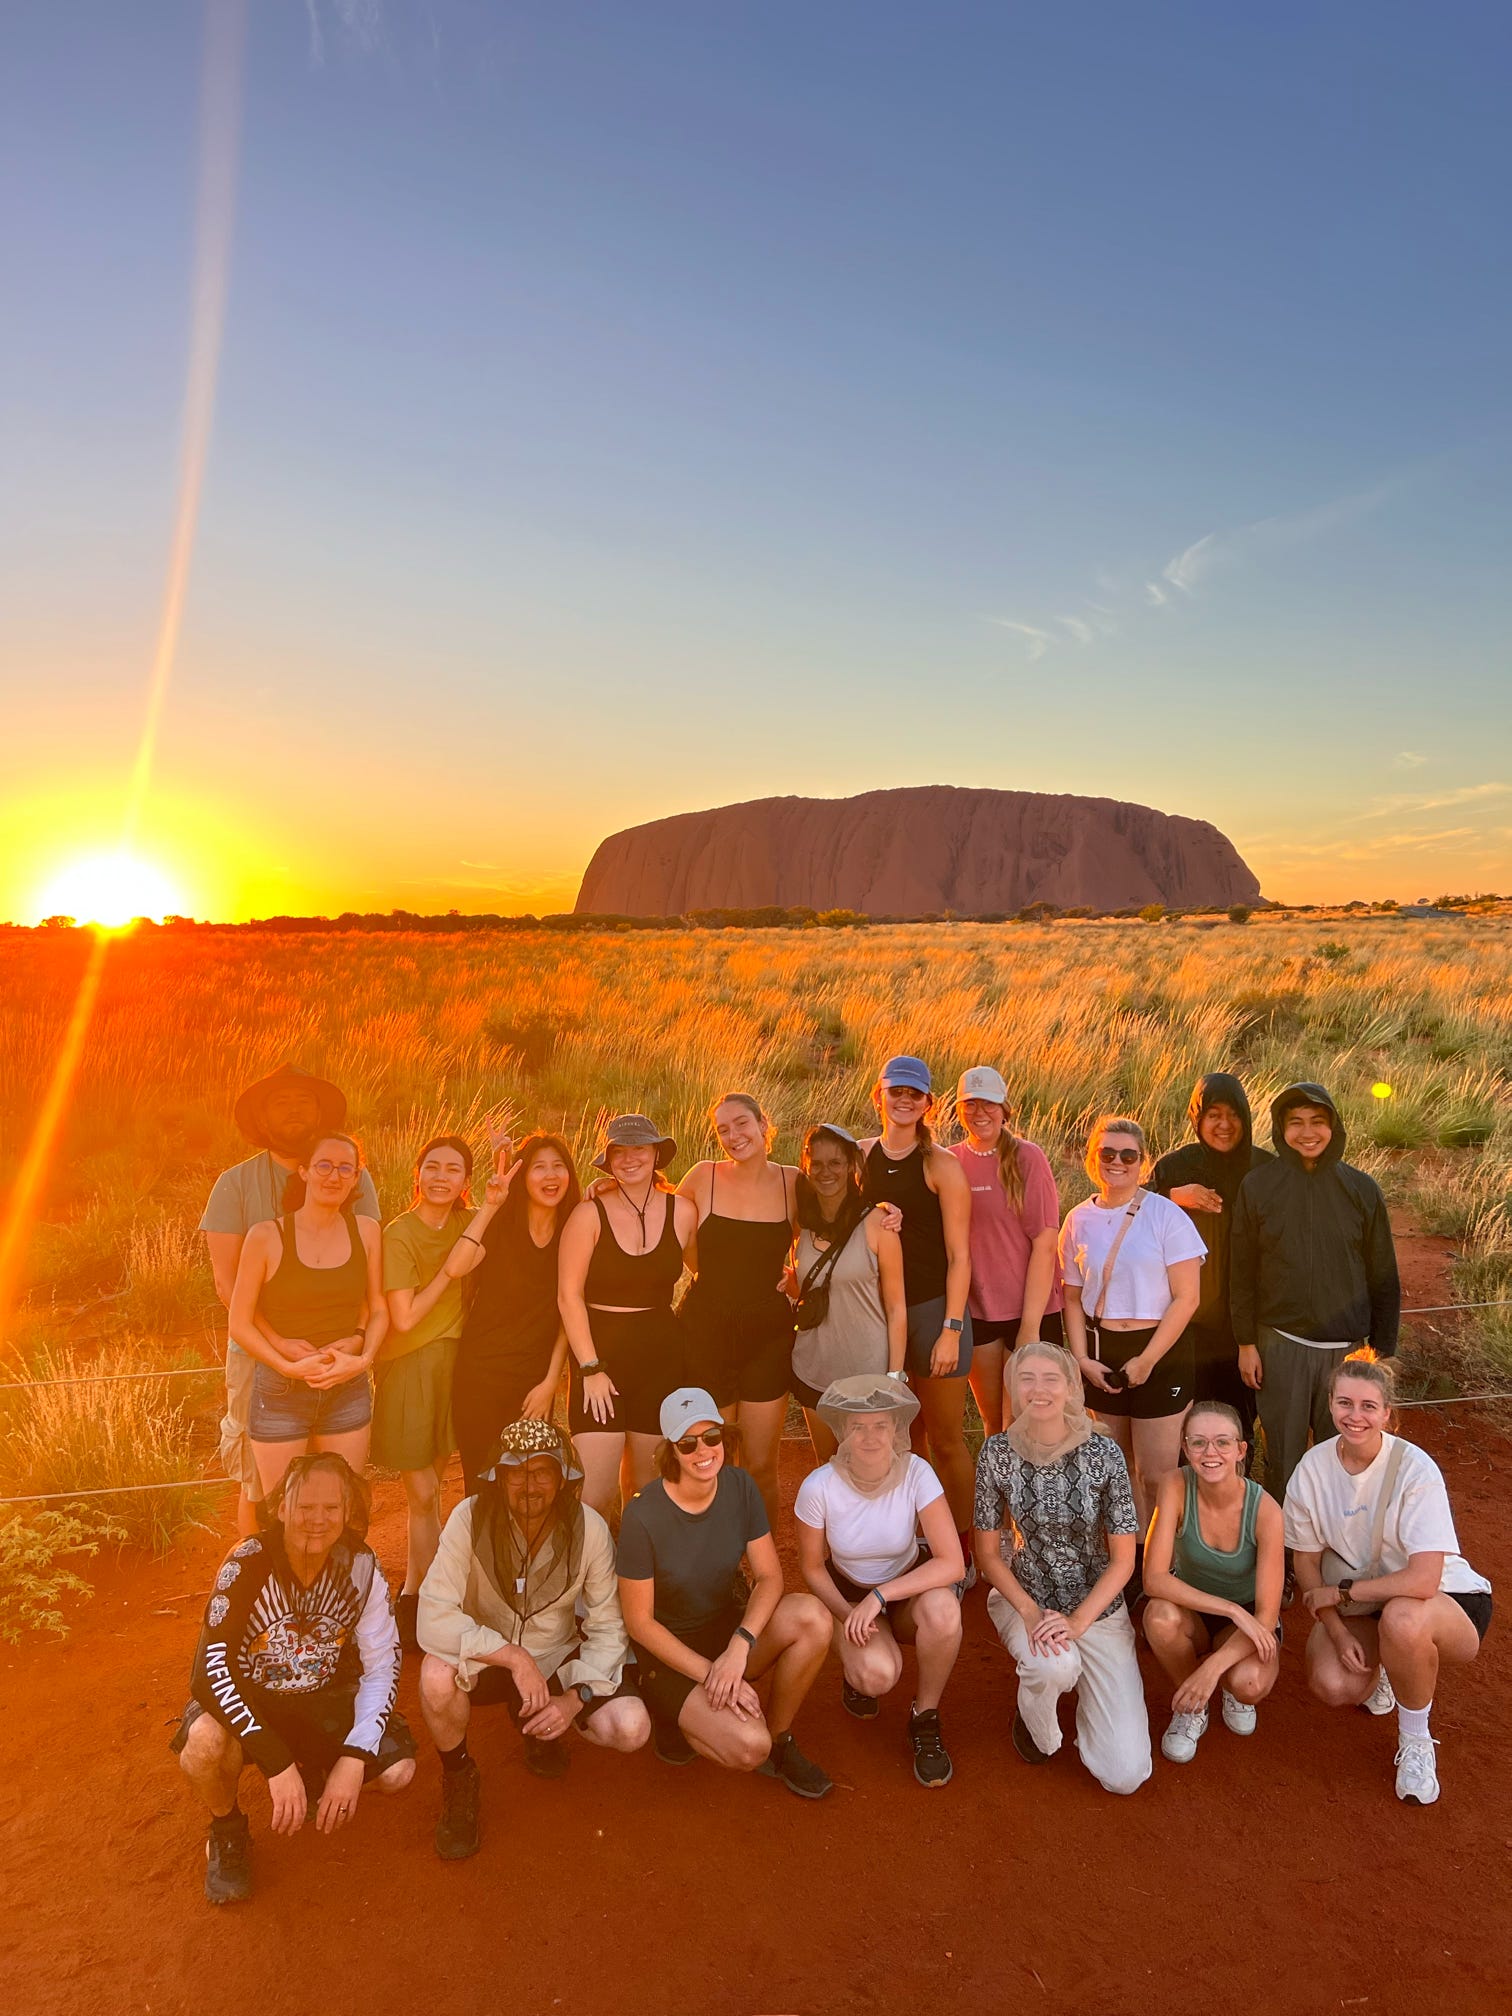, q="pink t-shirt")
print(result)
[949,1139,1064,1322]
